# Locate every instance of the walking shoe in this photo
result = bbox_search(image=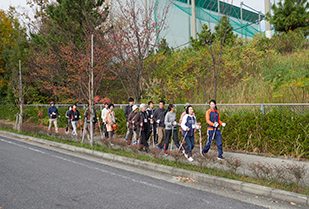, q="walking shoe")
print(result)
[182,150,188,159]
[217,156,225,160]
[65,131,69,134]
[133,141,138,145]
[188,157,194,162]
